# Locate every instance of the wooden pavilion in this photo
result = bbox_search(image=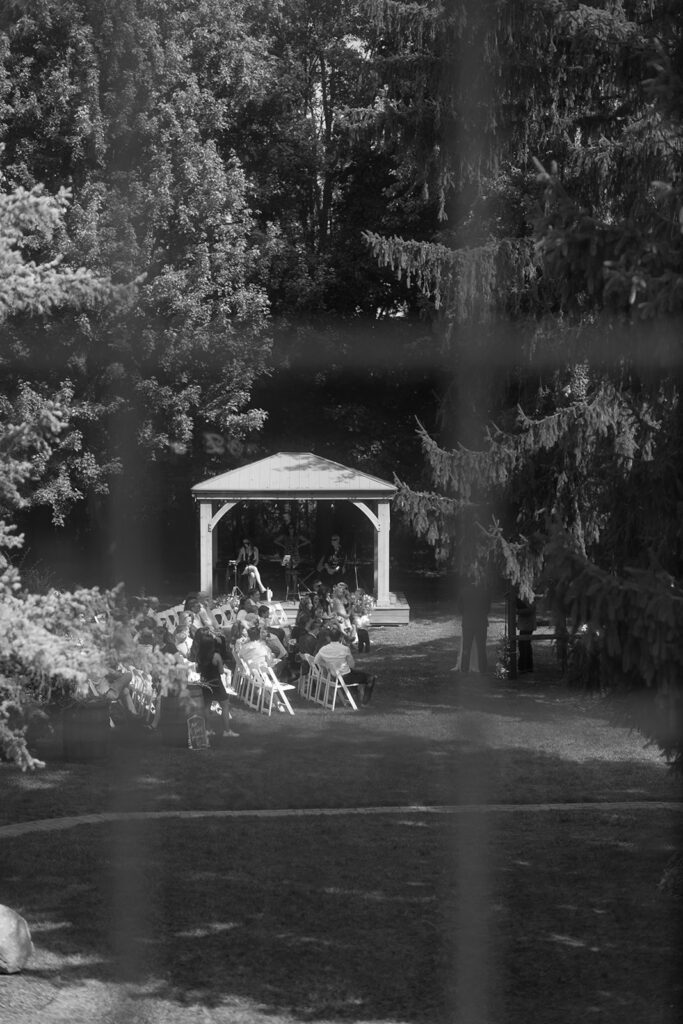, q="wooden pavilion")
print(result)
[191,452,410,624]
